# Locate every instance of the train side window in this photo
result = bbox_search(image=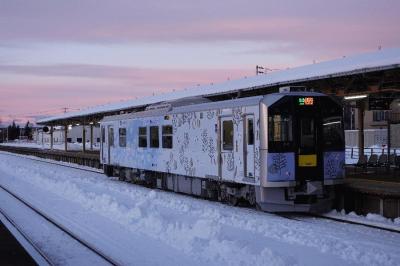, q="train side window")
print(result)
[109,128,114,146]
[222,120,234,150]
[150,126,159,148]
[138,127,147,148]
[247,118,254,145]
[101,127,105,143]
[119,128,126,147]
[162,125,173,149]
